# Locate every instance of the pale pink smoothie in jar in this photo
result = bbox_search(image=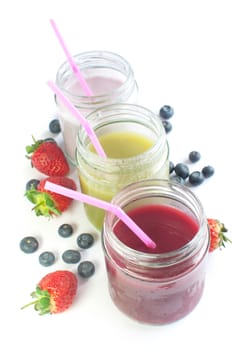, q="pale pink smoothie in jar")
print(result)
[102,179,210,325]
[55,51,138,164]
